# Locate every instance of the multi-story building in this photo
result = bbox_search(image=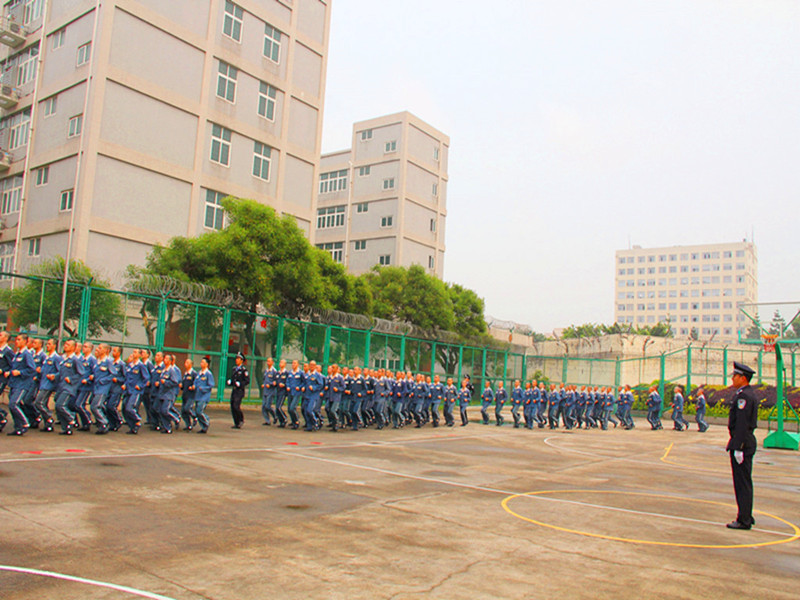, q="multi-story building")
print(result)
[0,0,330,281]
[314,112,448,277]
[614,241,758,341]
